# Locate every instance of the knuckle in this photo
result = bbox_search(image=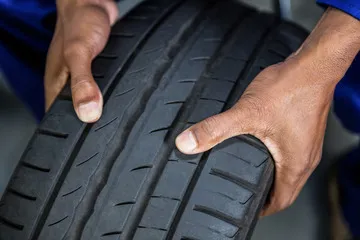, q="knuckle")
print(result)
[200,116,222,141]
[276,198,293,211]
[64,40,92,61]
[71,75,93,91]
